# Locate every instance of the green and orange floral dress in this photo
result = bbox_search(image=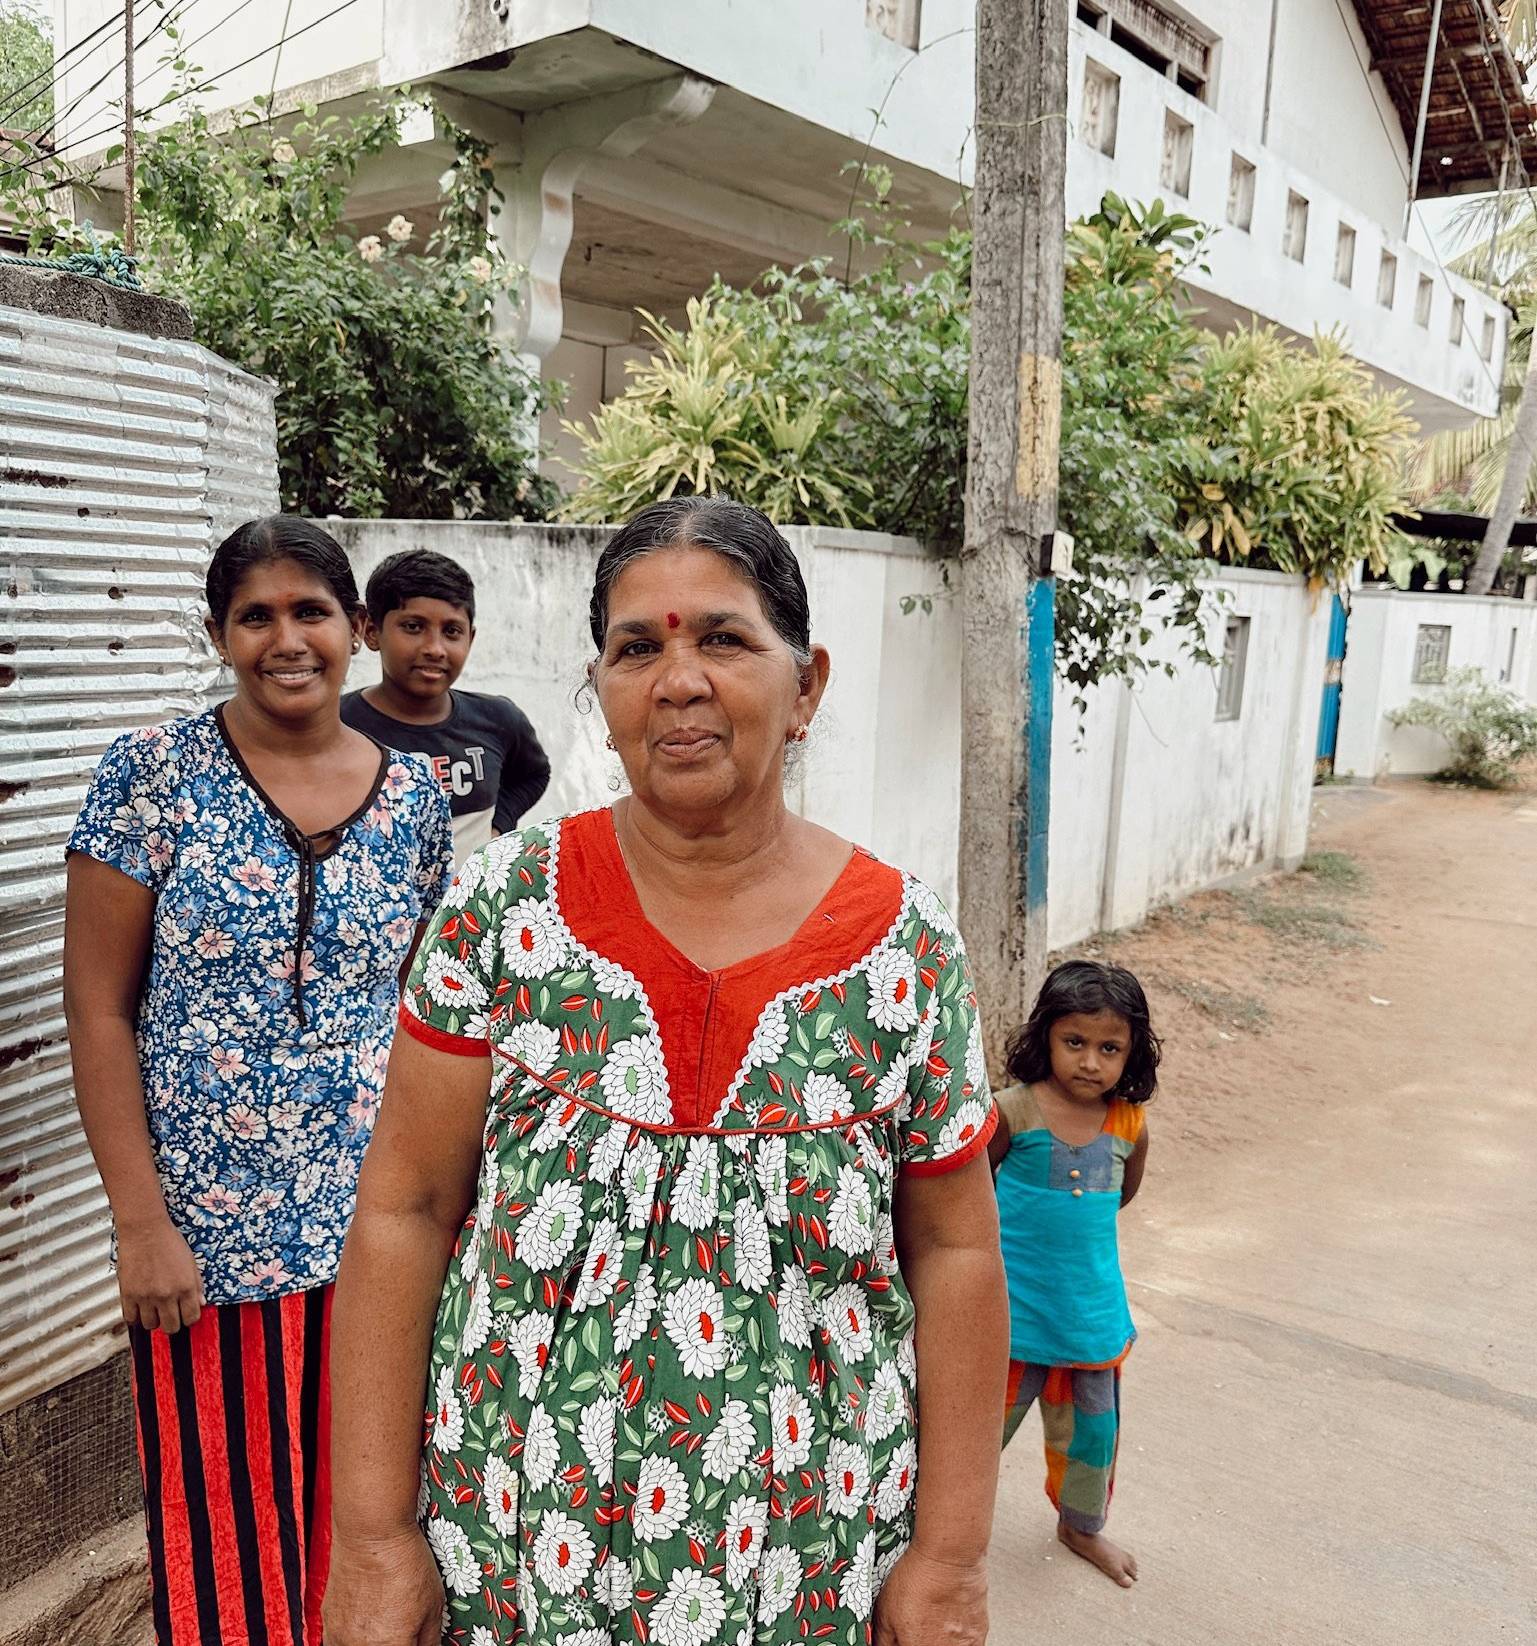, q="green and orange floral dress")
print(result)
[398,808,995,1646]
